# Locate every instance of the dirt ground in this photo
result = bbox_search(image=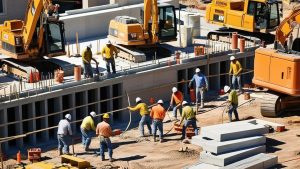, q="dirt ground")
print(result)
[3,92,300,169]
